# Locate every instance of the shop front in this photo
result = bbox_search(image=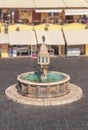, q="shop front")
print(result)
[8,45,38,57]
[67,46,81,57]
[17,45,30,56]
[9,45,31,57]
[8,30,37,57]
[63,29,88,56]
